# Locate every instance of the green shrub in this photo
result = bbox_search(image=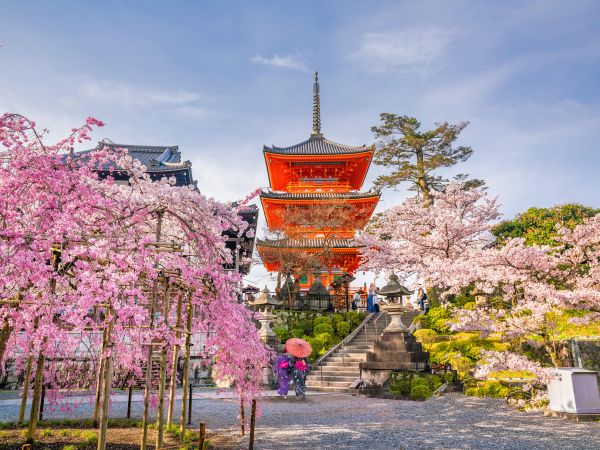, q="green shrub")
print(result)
[290,328,305,338]
[273,326,288,343]
[389,372,412,395]
[465,381,510,398]
[344,311,364,327]
[313,315,332,328]
[336,321,351,336]
[314,323,334,336]
[443,371,456,384]
[316,332,334,348]
[413,329,438,344]
[79,430,97,445]
[63,446,77,450]
[410,383,432,401]
[40,428,53,437]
